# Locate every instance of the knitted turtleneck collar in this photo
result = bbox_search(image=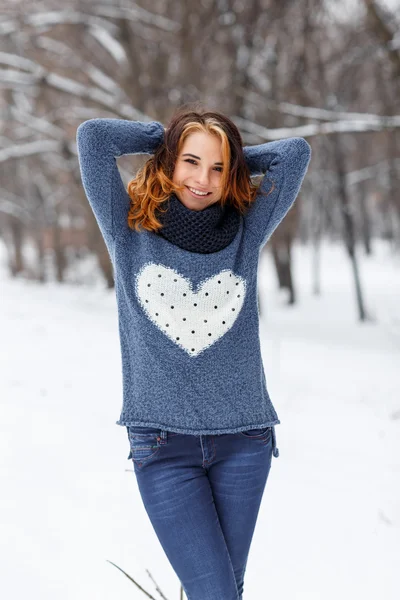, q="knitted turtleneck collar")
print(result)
[155,193,241,254]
